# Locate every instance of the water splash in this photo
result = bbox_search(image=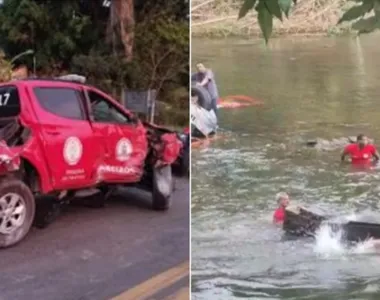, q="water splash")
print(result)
[313,222,379,258]
[313,223,345,257]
